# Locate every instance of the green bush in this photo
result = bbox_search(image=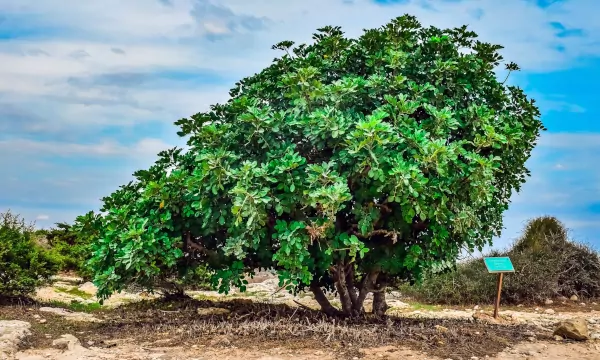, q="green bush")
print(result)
[401,216,600,304]
[0,210,60,297]
[43,222,93,279]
